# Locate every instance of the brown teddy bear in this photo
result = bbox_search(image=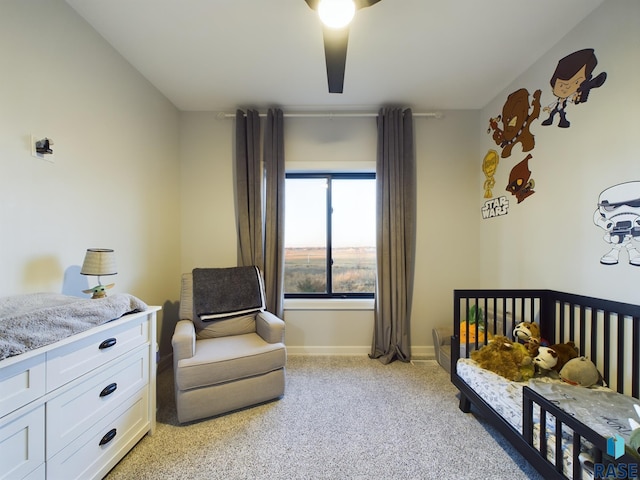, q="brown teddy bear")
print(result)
[533,342,579,374]
[471,335,535,382]
[512,321,549,357]
[512,321,540,344]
